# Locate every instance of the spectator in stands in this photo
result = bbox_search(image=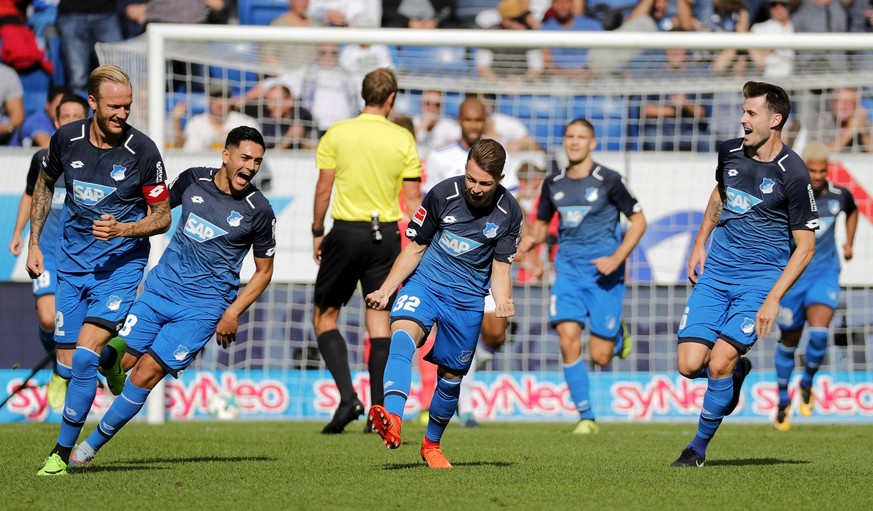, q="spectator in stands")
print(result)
[413,90,460,158]
[124,0,229,92]
[477,93,542,153]
[792,0,850,73]
[704,0,750,74]
[56,0,124,96]
[820,87,873,153]
[541,0,605,79]
[0,62,24,145]
[173,82,261,151]
[12,86,68,148]
[245,44,359,136]
[639,47,712,152]
[749,0,795,78]
[382,0,462,28]
[248,84,316,149]
[309,0,368,26]
[339,40,395,86]
[626,0,694,32]
[262,0,323,69]
[849,0,873,72]
[476,0,545,83]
